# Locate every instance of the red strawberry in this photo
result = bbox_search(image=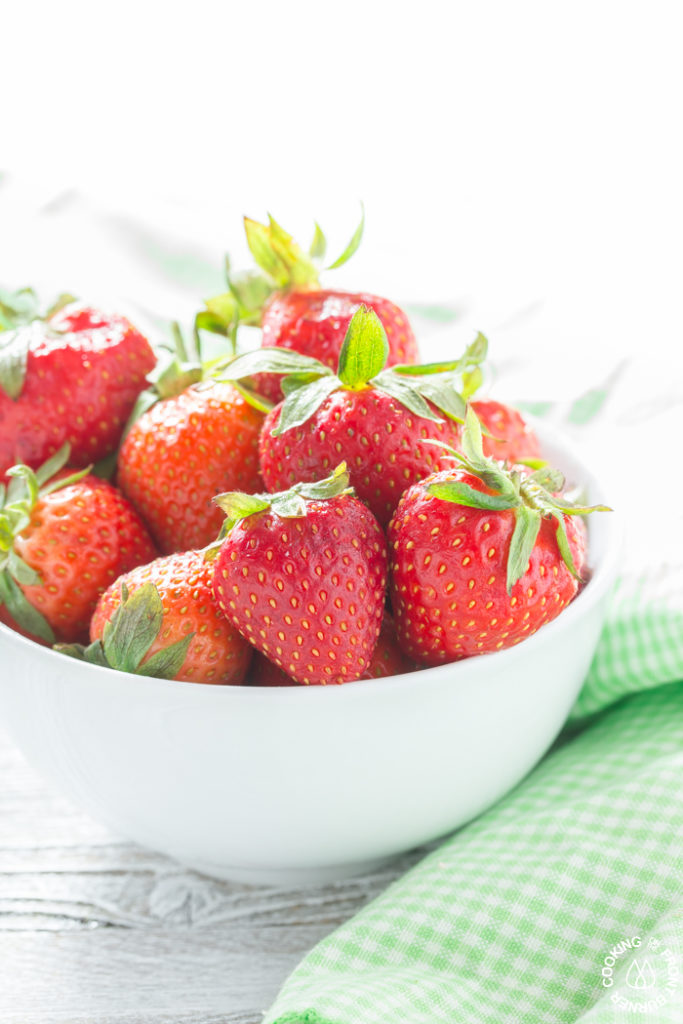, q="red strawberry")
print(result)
[388,408,609,665]
[0,296,155,476]
[223,306,487,527]
[0,446,157,645]
[197,212,419,402]
[361,614,415,679]
[83,549,251,685]
[117,383,265,554]
[210,465,388,685]
[472,399,541,463]
[246,613,413,686]
[256,289,419,403]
